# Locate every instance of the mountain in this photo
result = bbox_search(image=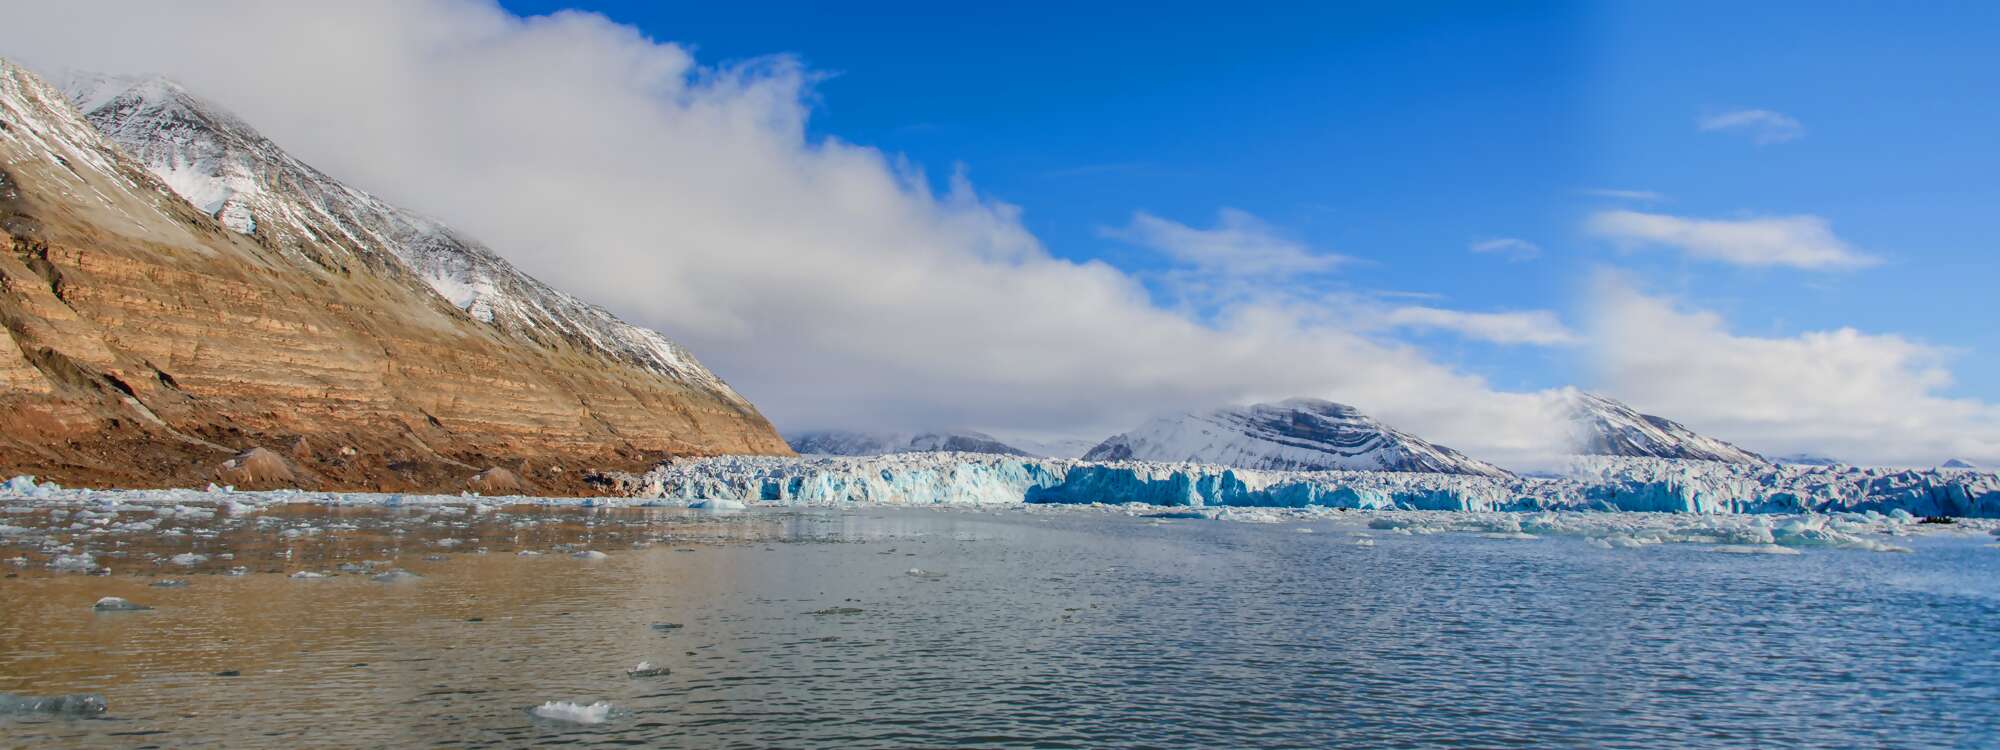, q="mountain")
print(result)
[1561,391,1767,465]
[1774,453,1841,467]
[1081,398,1511,477]
[0,60,787,492]
[788,430,1031,457]
[1001,435,1100,460]
[1943,458,1978,470]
